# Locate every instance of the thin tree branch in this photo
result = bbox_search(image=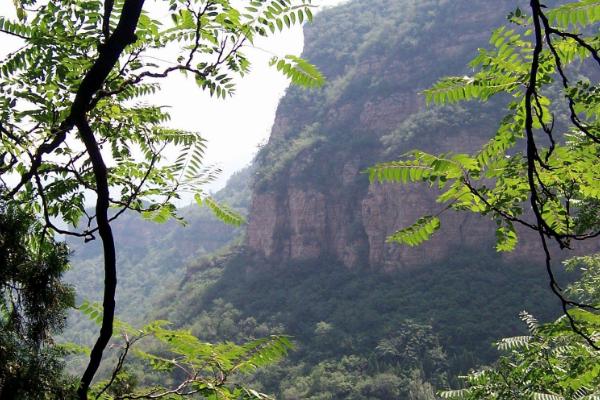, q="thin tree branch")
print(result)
[103,0,115,41]
[94,333,144,400]
[527,0,599,349]
[76,117,119,399]
[538,10,600,144]
[0,28,28,39]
